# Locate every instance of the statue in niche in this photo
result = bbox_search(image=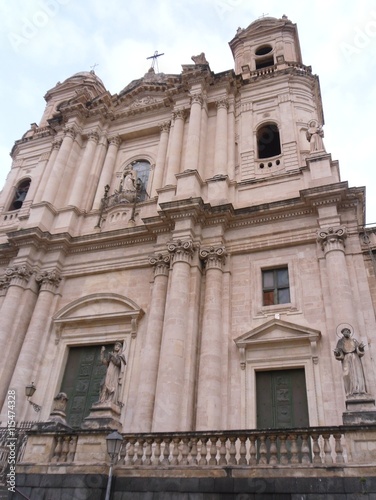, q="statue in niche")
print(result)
[98,342,126,405]
[334,327,367,397]
[306,119,326,153]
